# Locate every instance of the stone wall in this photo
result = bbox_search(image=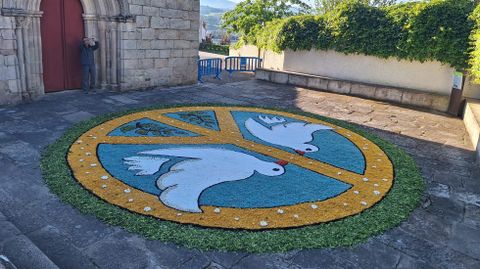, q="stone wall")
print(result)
[0,16,21,105]
[0,0,200,105]
[120,0,199,90]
